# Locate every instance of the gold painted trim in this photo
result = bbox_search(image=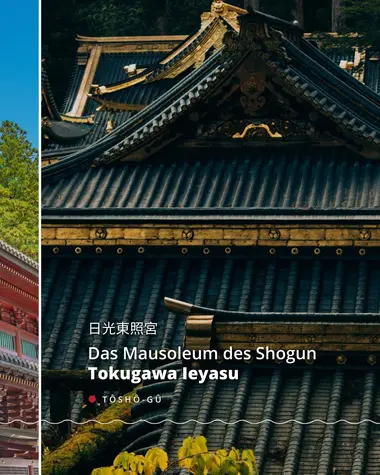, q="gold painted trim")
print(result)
[68,45,102,117]
[90,96,146,112]
[95,19,226,95]
[77,35,188,44]
[60,114,95,124]
[0,374,38,389]
[232,123,283,139]
[41,158,59,167]
[42,224,380,247]
[79,42,185,55]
